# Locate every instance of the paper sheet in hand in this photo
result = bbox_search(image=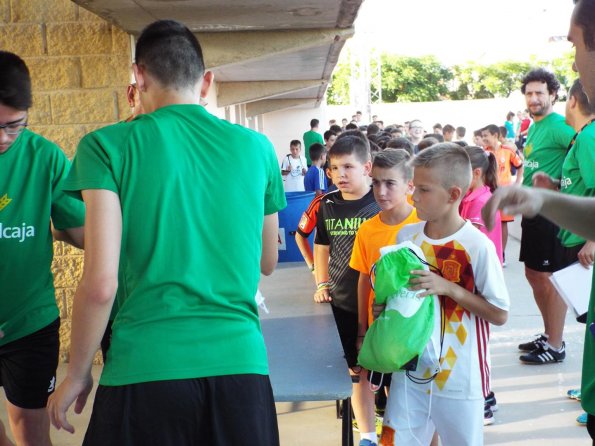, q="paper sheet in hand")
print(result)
[549,262,593,317]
